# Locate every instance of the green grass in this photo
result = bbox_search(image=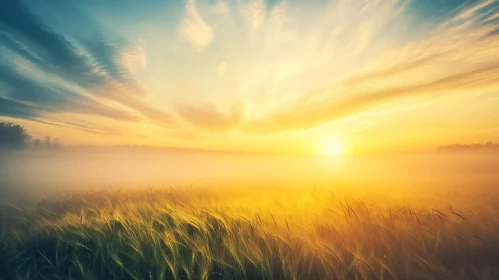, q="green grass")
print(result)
[1,185,499,279]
